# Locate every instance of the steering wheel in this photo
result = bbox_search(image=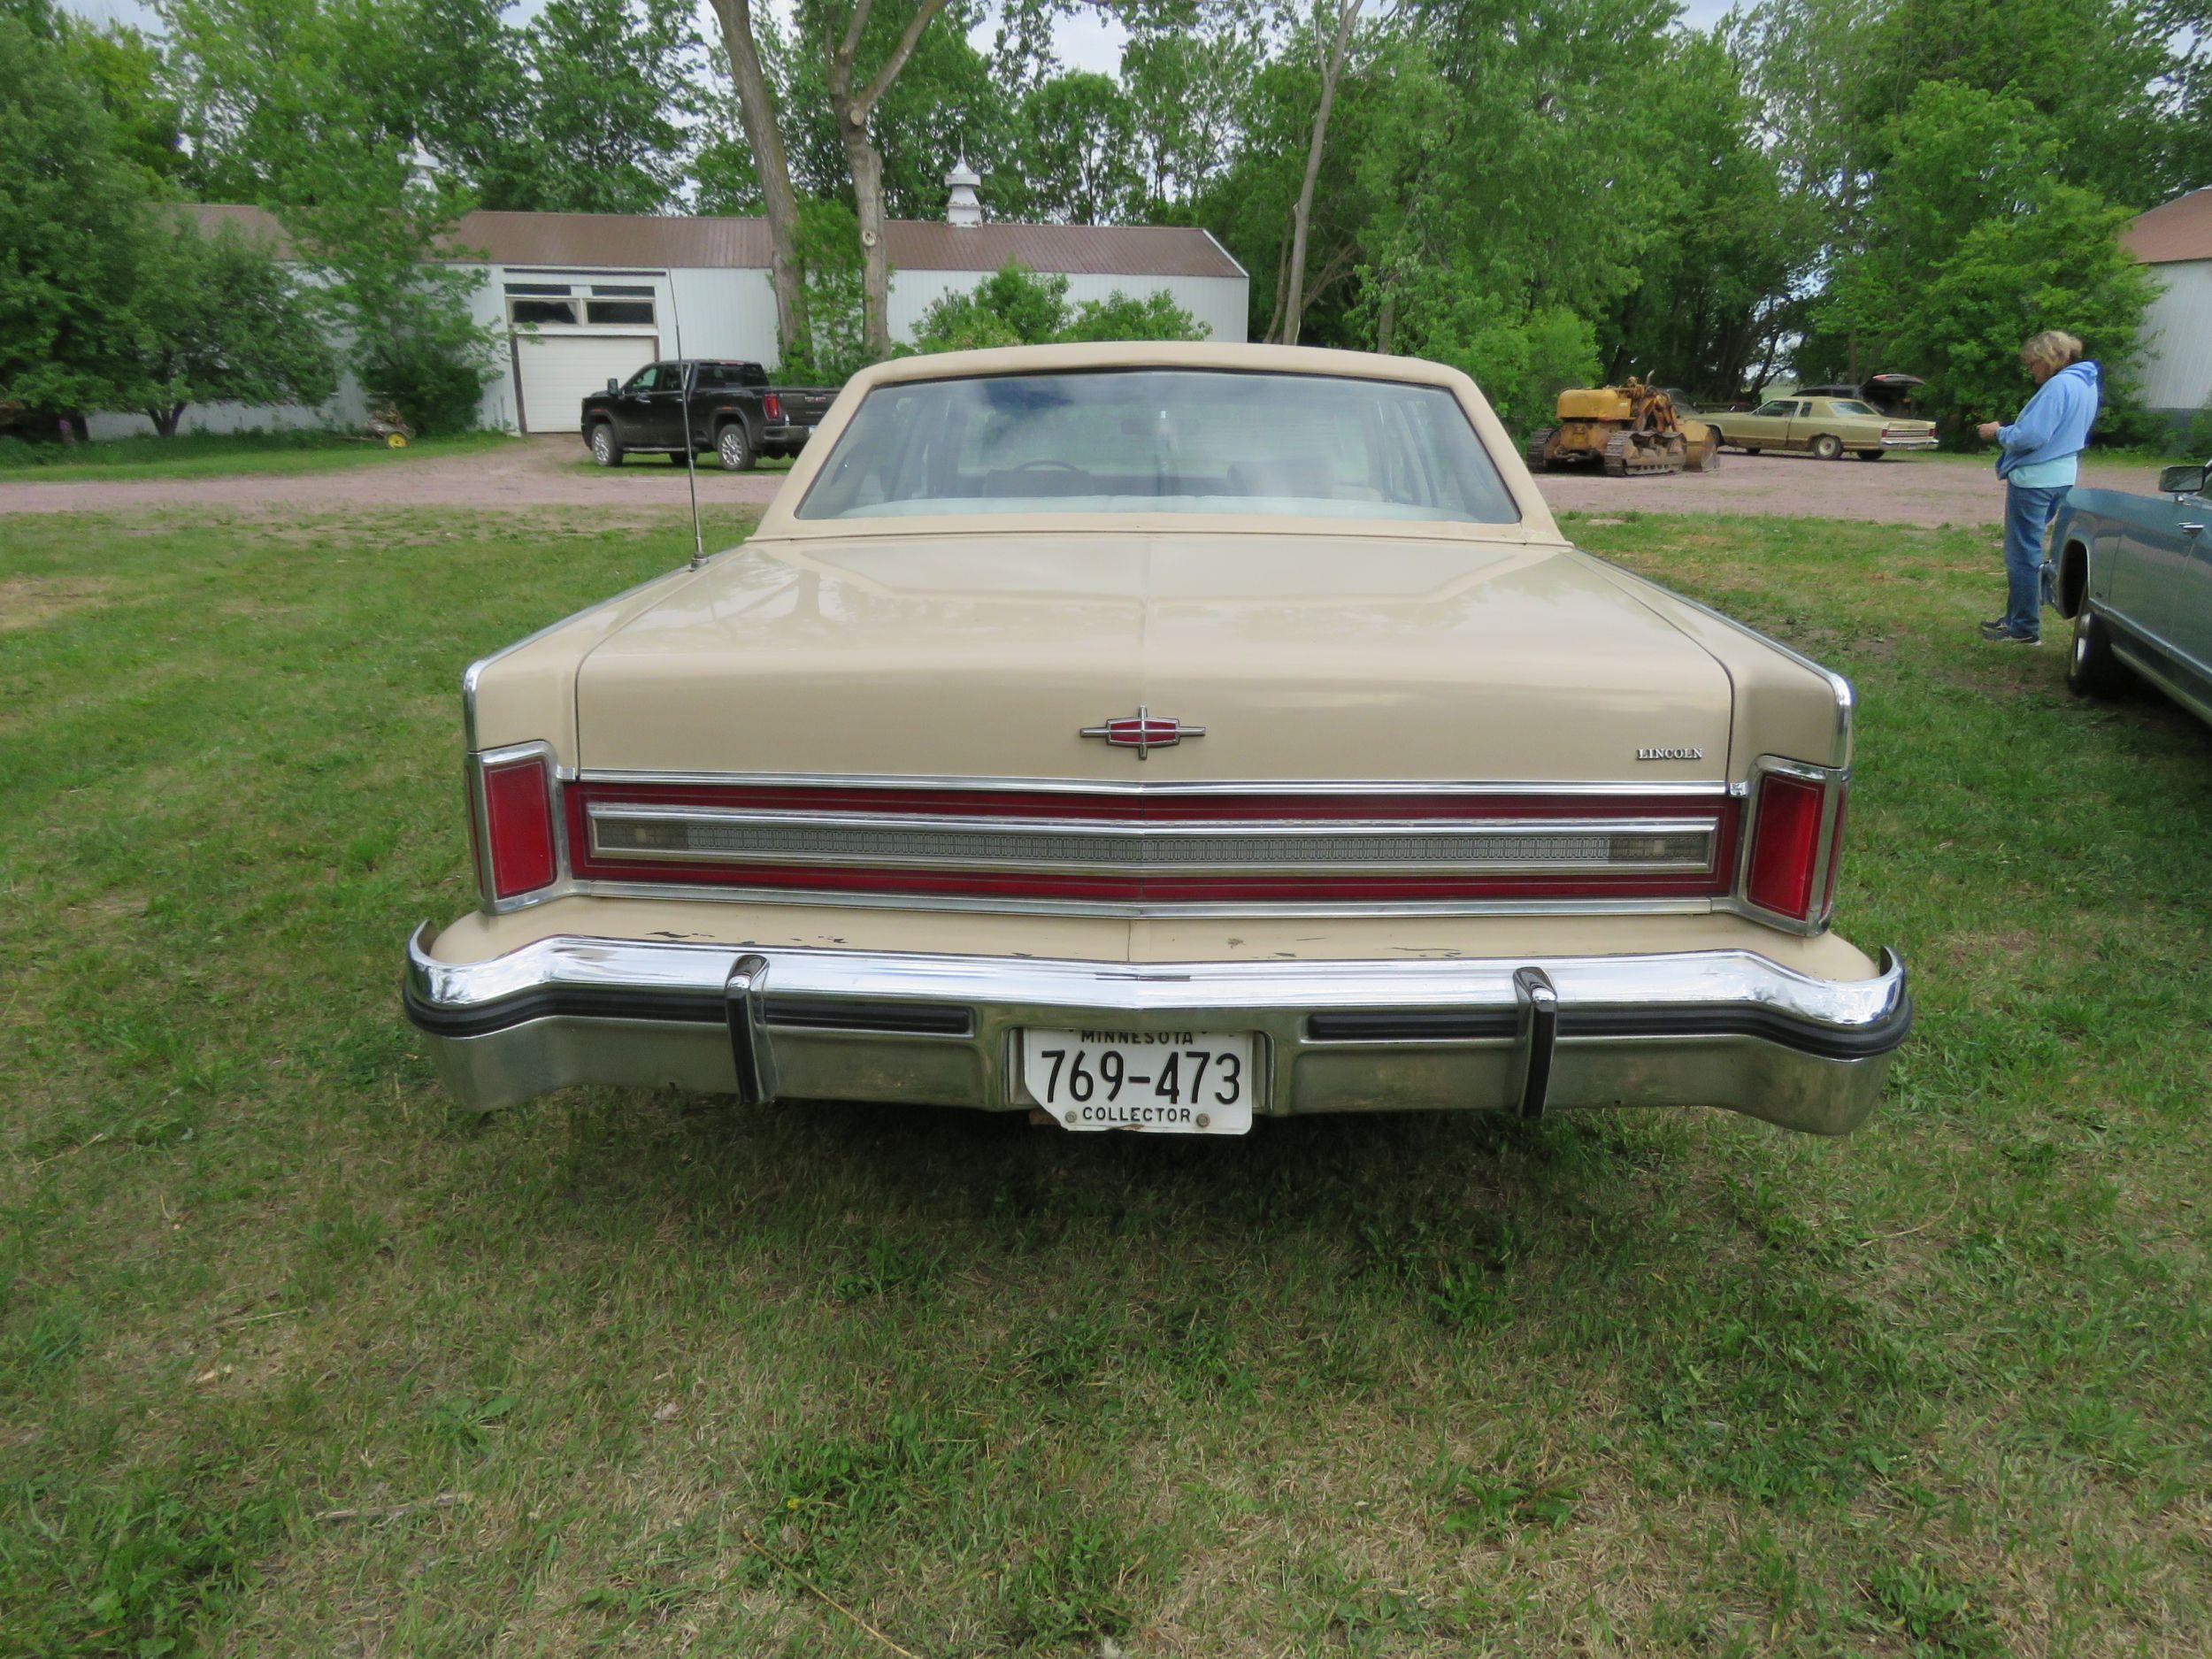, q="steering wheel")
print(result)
[1010,458,1087,473]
